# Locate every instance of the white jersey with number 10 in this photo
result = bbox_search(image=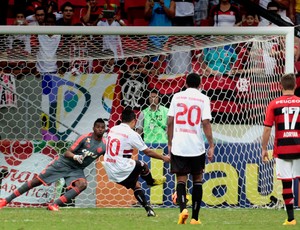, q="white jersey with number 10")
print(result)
[104,123,148,183]
[168,88,212,157]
